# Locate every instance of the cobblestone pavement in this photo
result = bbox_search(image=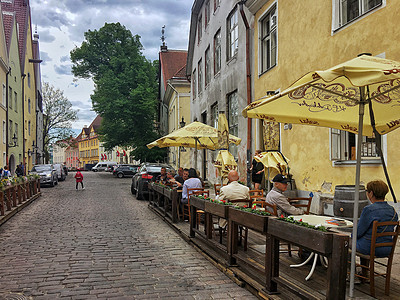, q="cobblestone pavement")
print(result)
[0,172,256,299]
